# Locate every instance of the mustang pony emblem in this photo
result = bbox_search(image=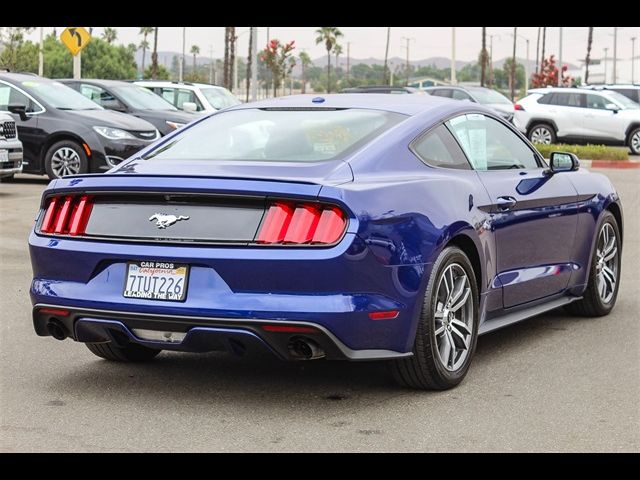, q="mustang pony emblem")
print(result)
[149,213,190,229]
